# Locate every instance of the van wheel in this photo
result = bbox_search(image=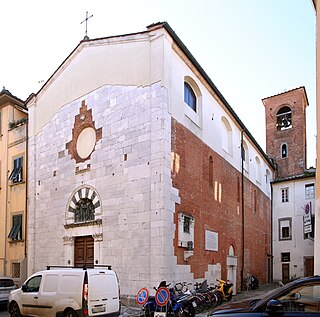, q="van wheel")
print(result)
[64,309,77,317]
[9,302,21,317]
